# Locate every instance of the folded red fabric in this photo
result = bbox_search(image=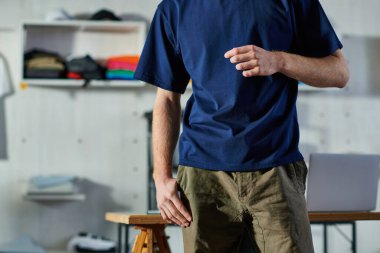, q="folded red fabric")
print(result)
[107,61,137,71]
[67,72,82,79]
